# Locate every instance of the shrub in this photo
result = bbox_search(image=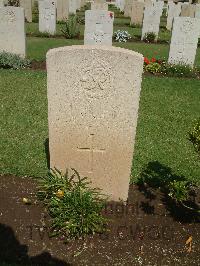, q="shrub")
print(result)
[145,62,161,74]
[7,0,19,6]
[37,168,107,240]
[143,32,156,43]
[114,30,131,42]
[0,52,31,69]
[189,119,200,156]
[168,180,190,202]
[160,63,197,78]
[61,15,80,39]
[32,1,39,23]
